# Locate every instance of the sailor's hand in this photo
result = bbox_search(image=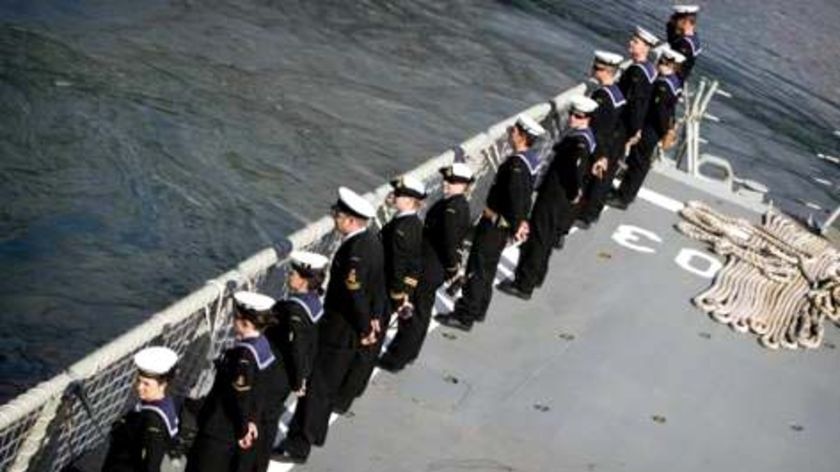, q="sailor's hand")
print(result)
[627,131,641,147]
[360,319,380,346]
[397,300,414,320]
[591,158,608,179]
[293,380,307,397]
[514,221,529,243]
[238,422,258,450]
[661,128,678,150]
